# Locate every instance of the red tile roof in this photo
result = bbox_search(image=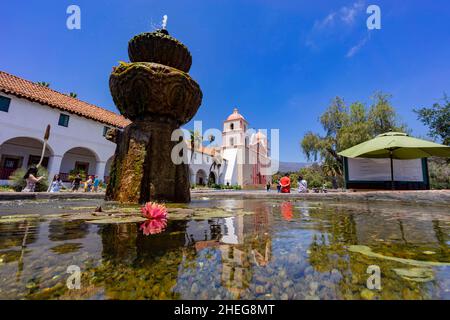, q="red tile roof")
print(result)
[0,70,131,128]
[186,142,216,156]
